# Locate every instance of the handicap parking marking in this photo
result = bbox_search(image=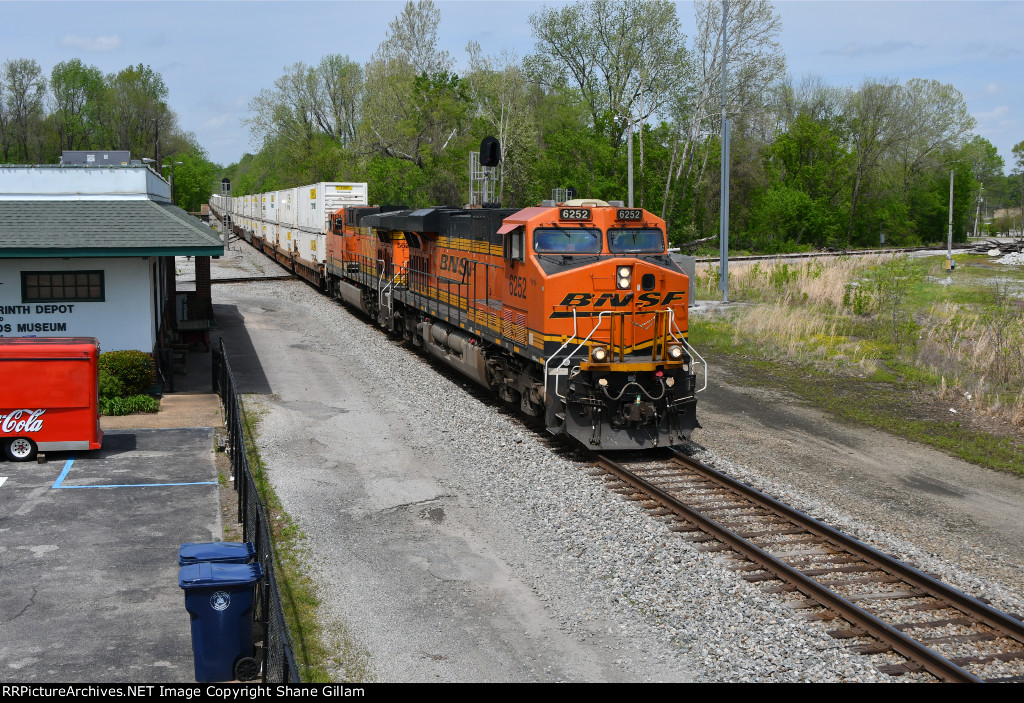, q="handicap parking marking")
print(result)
[51,455,217,489]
